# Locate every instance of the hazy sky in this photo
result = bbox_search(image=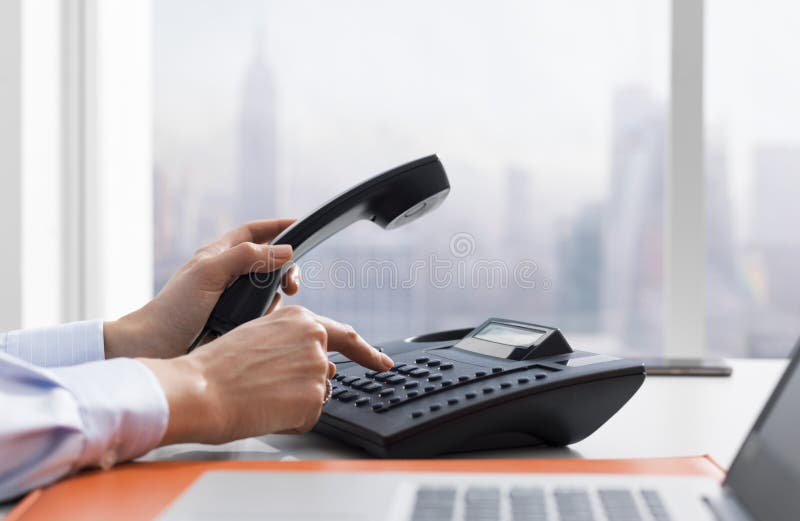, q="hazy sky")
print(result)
[154,0,800,241]
[154,0,667,223]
